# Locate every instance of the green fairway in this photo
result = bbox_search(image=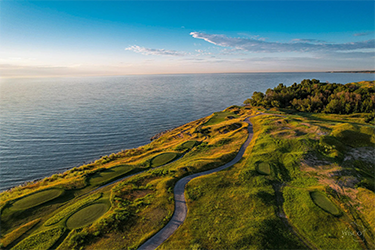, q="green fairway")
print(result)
[66,203,109,229]
[310,191,340,216]
[89,165,133,186]
[11,188,64,210]
[256,162,271,175]
[150,152,179,167]
[176,140,198,151]
[204,112,239,126]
